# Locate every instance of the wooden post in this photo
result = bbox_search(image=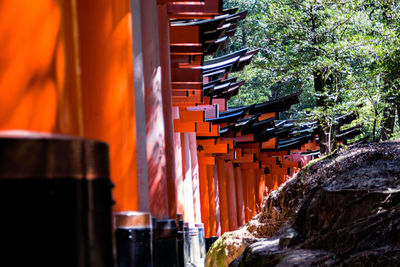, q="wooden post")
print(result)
[78,0,149,212]
[181,133,195,226]
[247,168,256,219]
[140,0,169,218]
[189,132,202,224]
[273,174,278,191]
[157,3,178,219]
[130,0,150,212]
[234,165,245,227]
[241,167,249,223]
[255,168,264,213]
[207,164,217,237]
[278,174,285,187]
[216,158,229,234]
[213,164,221,236]
[0,0,83,135]
[225,160,238,231]
[172,107,185,215]
[199,164,210,237]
